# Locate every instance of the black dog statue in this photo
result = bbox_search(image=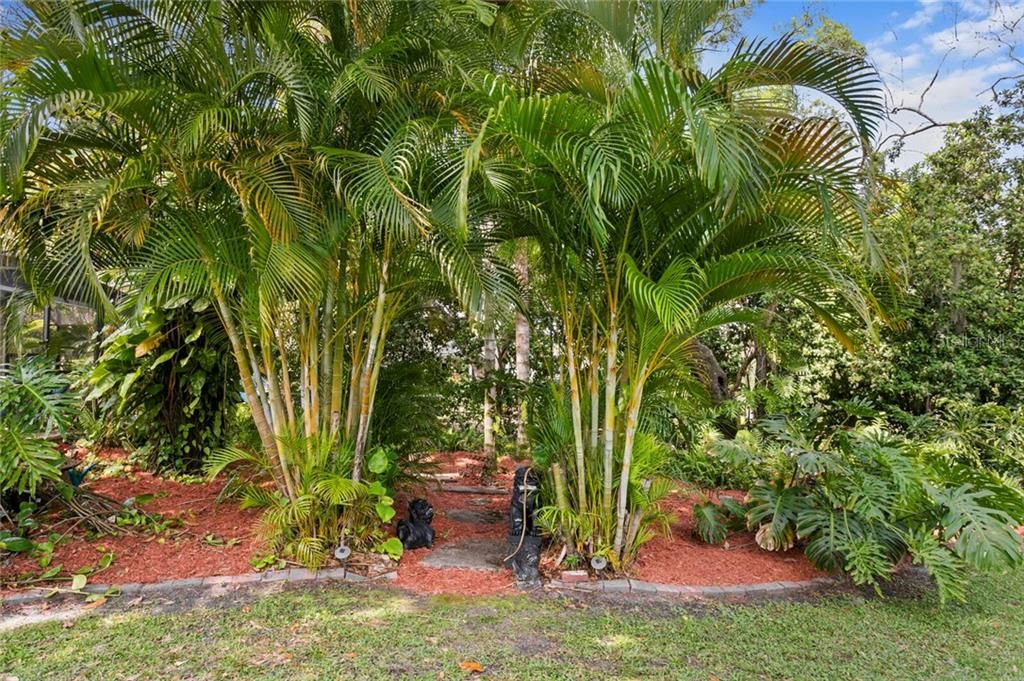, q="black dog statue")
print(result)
[504,466,542,587]
[397,498,435,550]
